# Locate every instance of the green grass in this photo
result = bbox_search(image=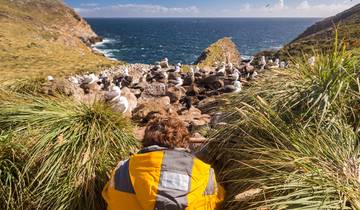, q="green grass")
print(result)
[205,40,360,209]
[0,131,32,210]
[0,91,139,210]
